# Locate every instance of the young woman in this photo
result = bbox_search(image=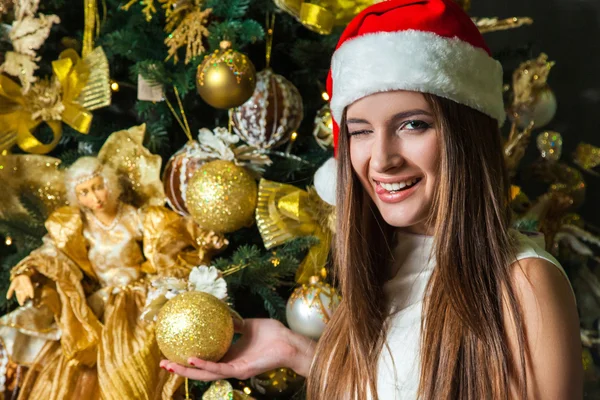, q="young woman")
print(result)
[161,0,583,398]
